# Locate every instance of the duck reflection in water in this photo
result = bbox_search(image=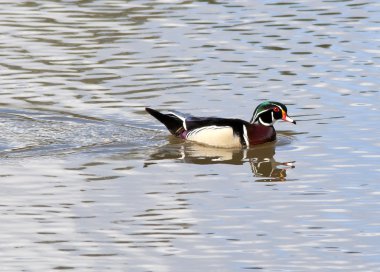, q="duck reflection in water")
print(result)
[144,138,295,182]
